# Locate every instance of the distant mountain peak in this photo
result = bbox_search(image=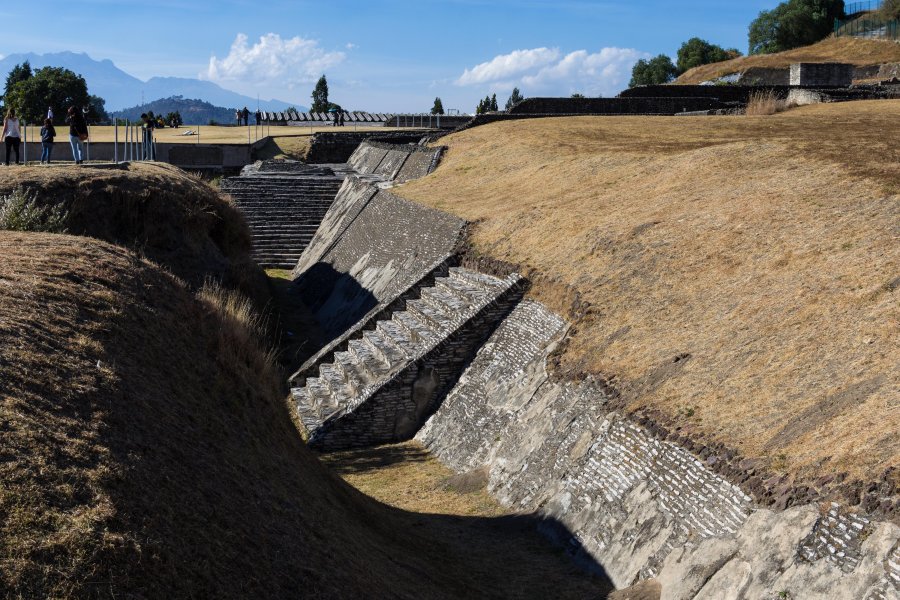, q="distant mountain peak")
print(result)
[0,51,305,112]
